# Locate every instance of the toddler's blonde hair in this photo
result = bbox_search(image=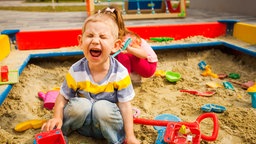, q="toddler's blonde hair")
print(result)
[82,13,119,39]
